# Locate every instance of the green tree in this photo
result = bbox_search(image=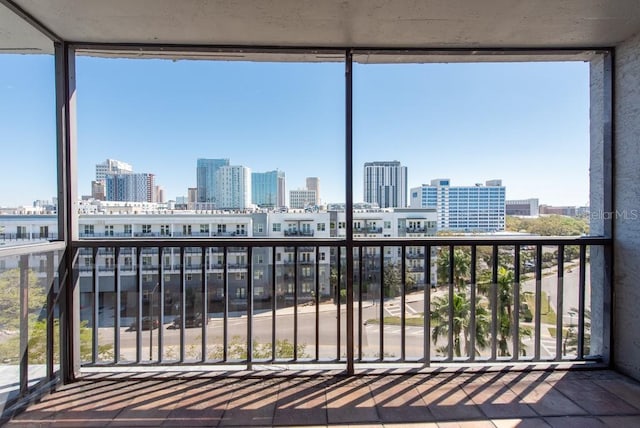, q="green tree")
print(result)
[505,215,588,236]
[478,266,532,357]
[0,268,47,331]
[0,319,113,364]
[383,262,401,298]
[430,292,491,357]
[564,245,580,262]
[437,247,471,288]
[496,266,514,357]
[381,261,417,298]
